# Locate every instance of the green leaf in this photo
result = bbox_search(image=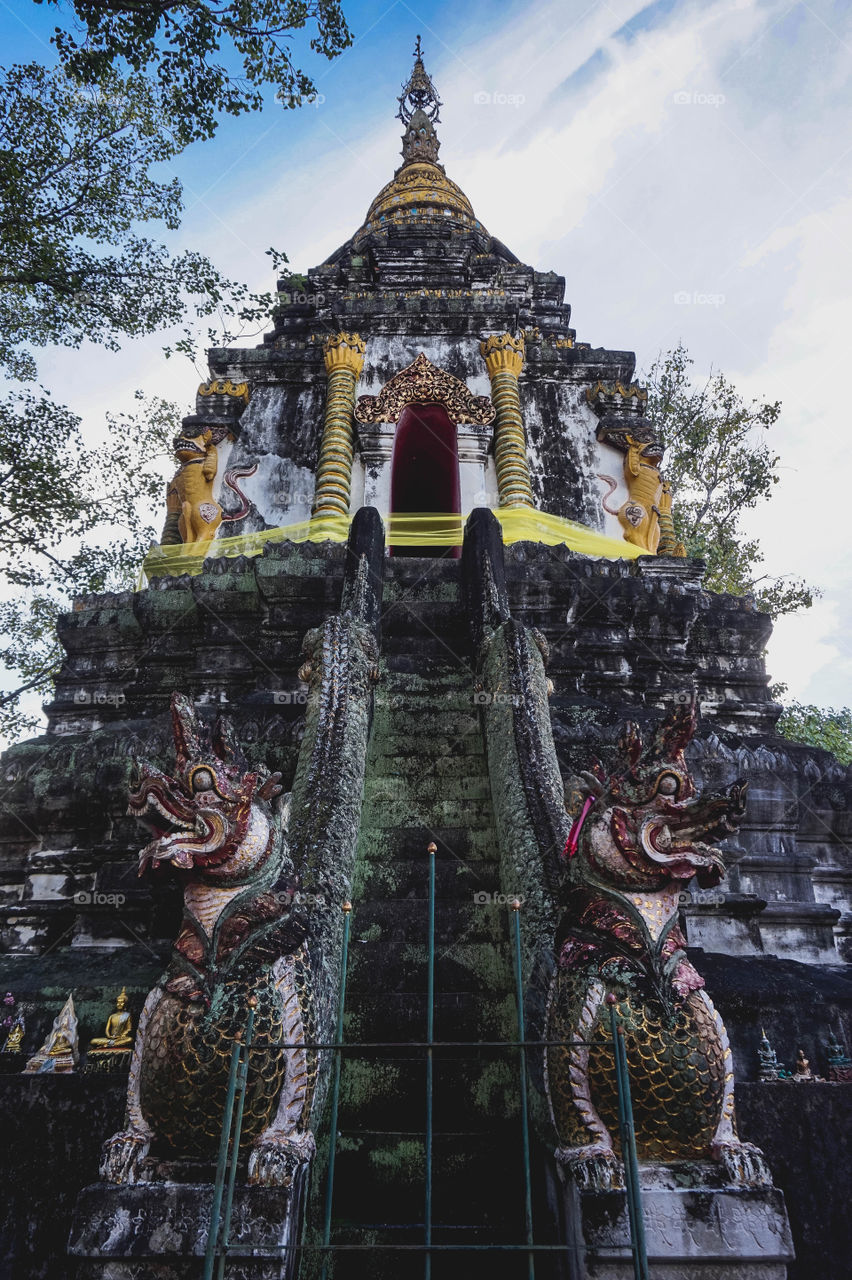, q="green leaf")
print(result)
[642,343,816,620]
